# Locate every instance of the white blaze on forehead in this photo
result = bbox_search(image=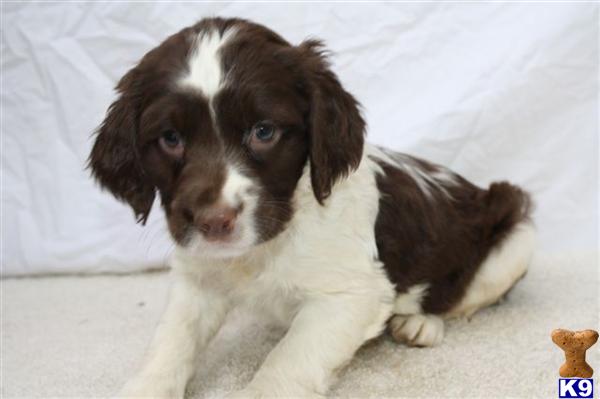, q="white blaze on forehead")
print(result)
[221,165,253,207]
[178,28,236,98]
